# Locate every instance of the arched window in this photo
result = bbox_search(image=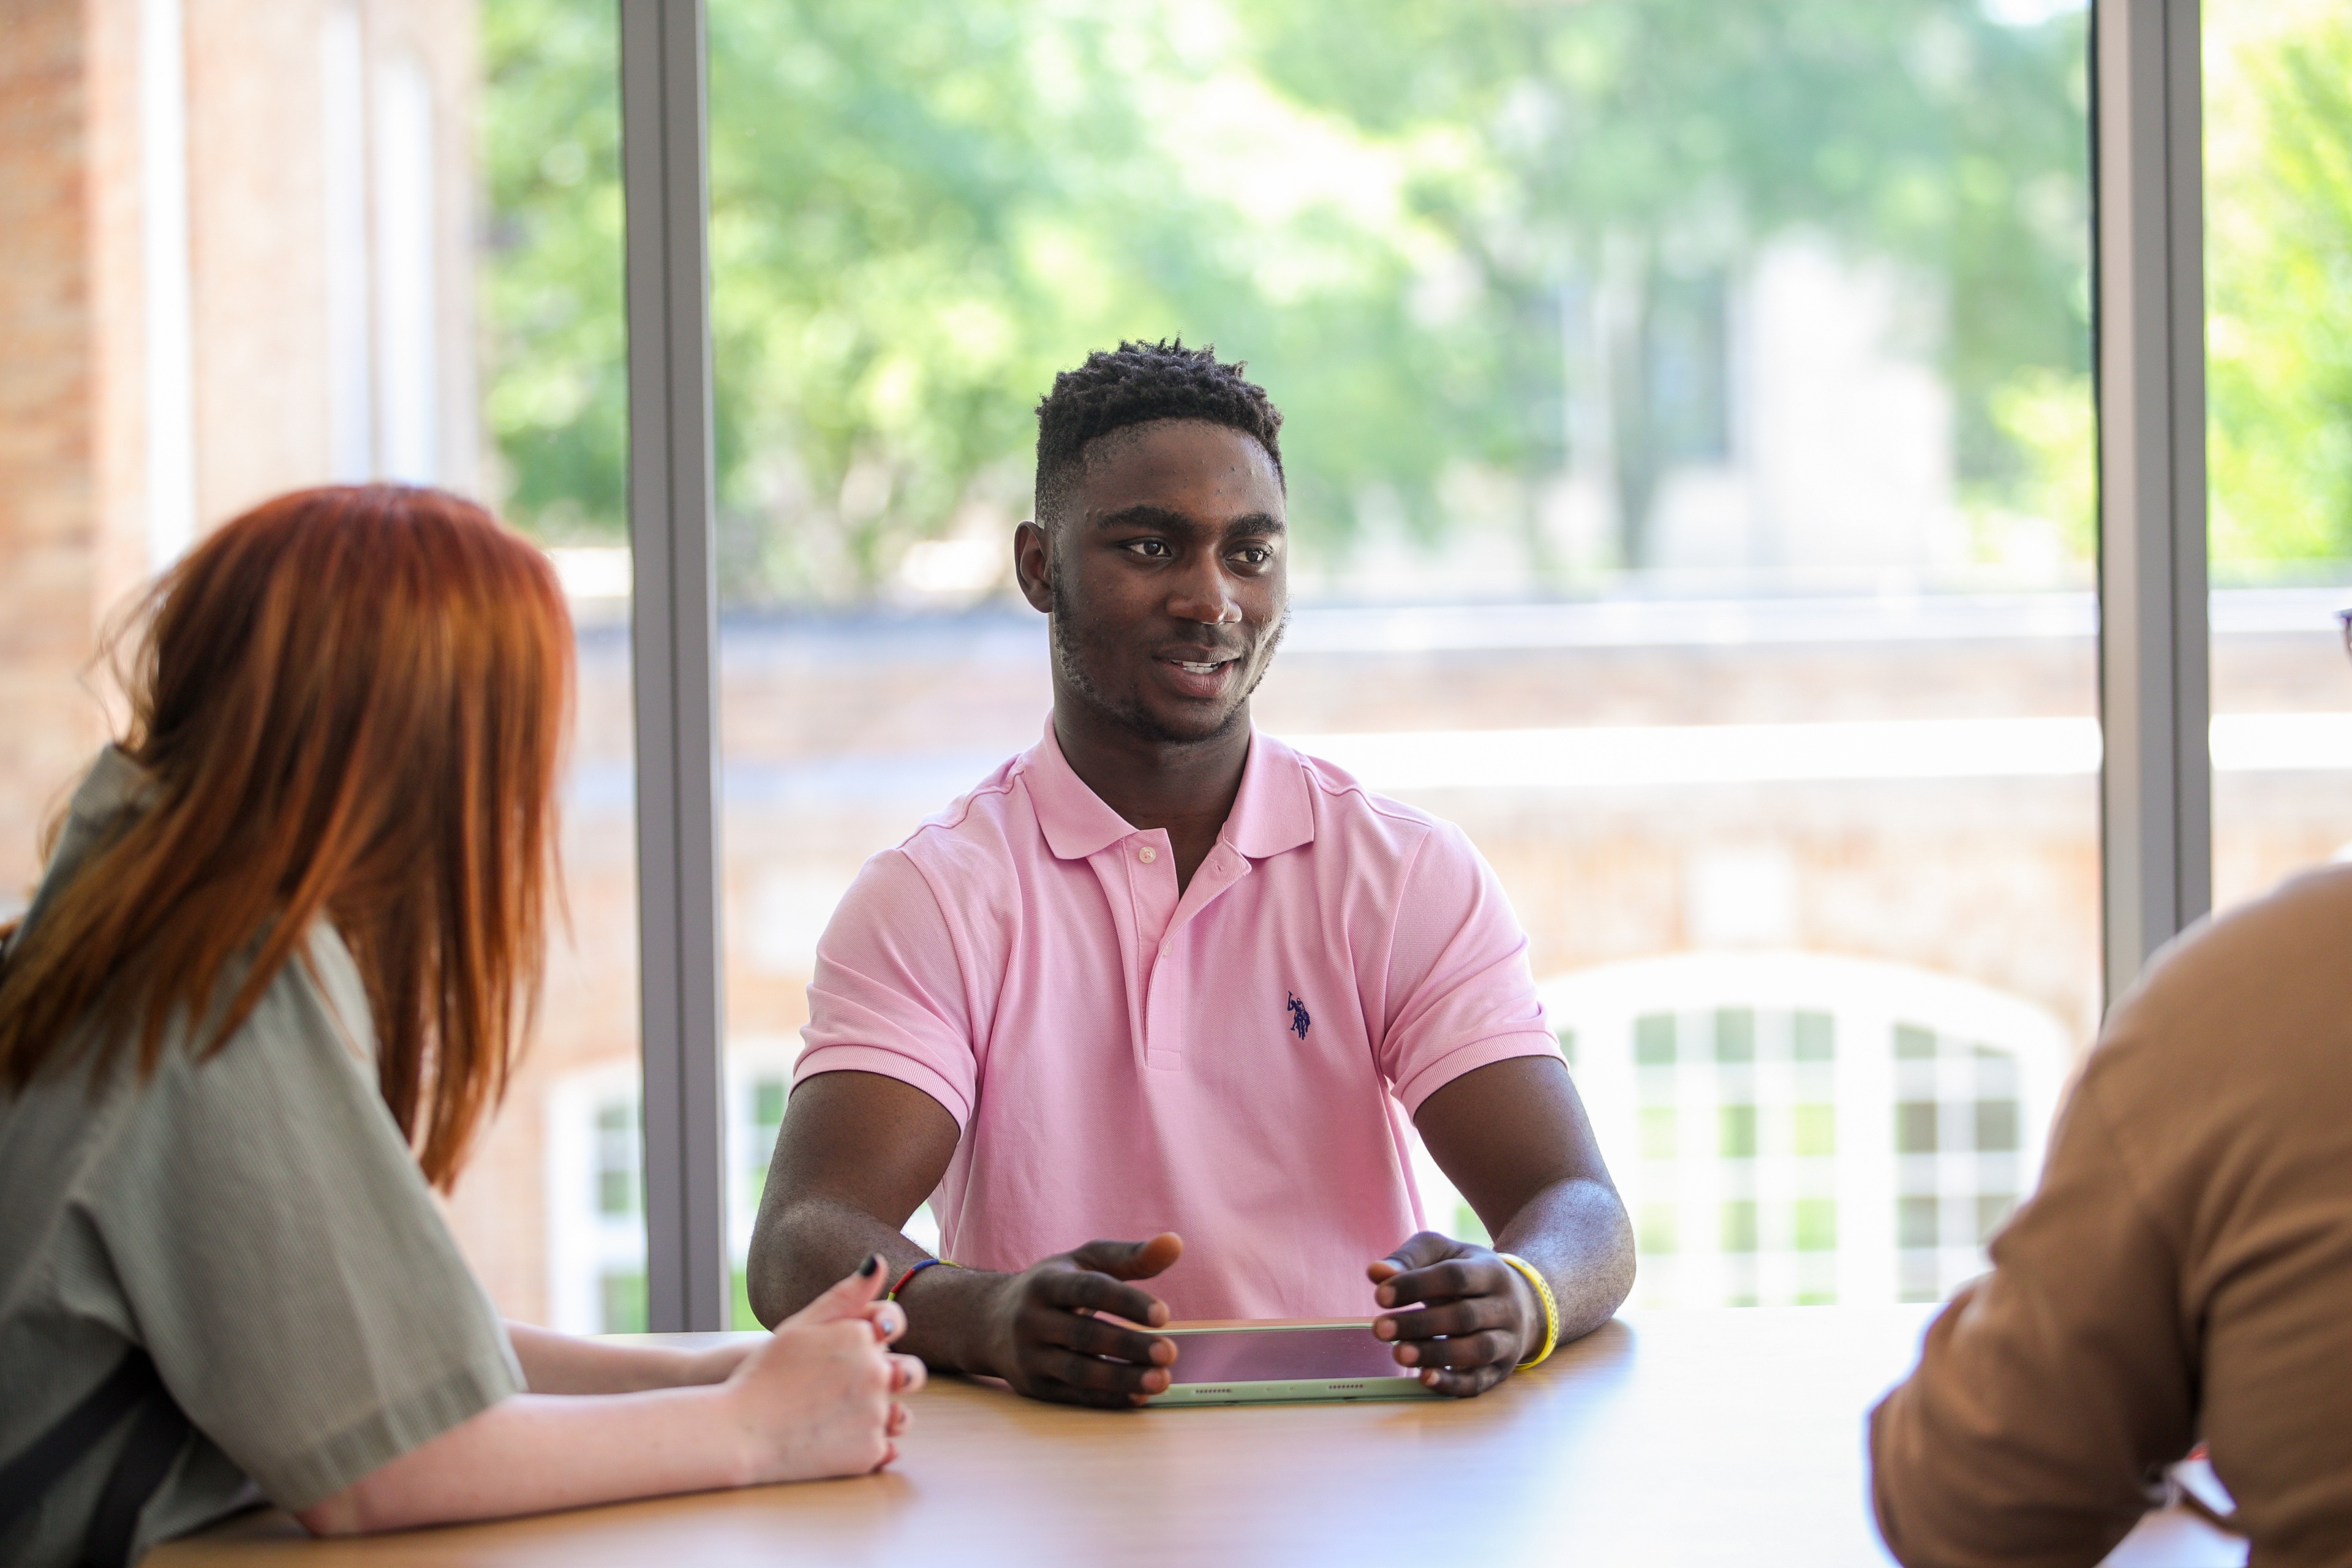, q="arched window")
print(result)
[1409,953,2068,1308]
